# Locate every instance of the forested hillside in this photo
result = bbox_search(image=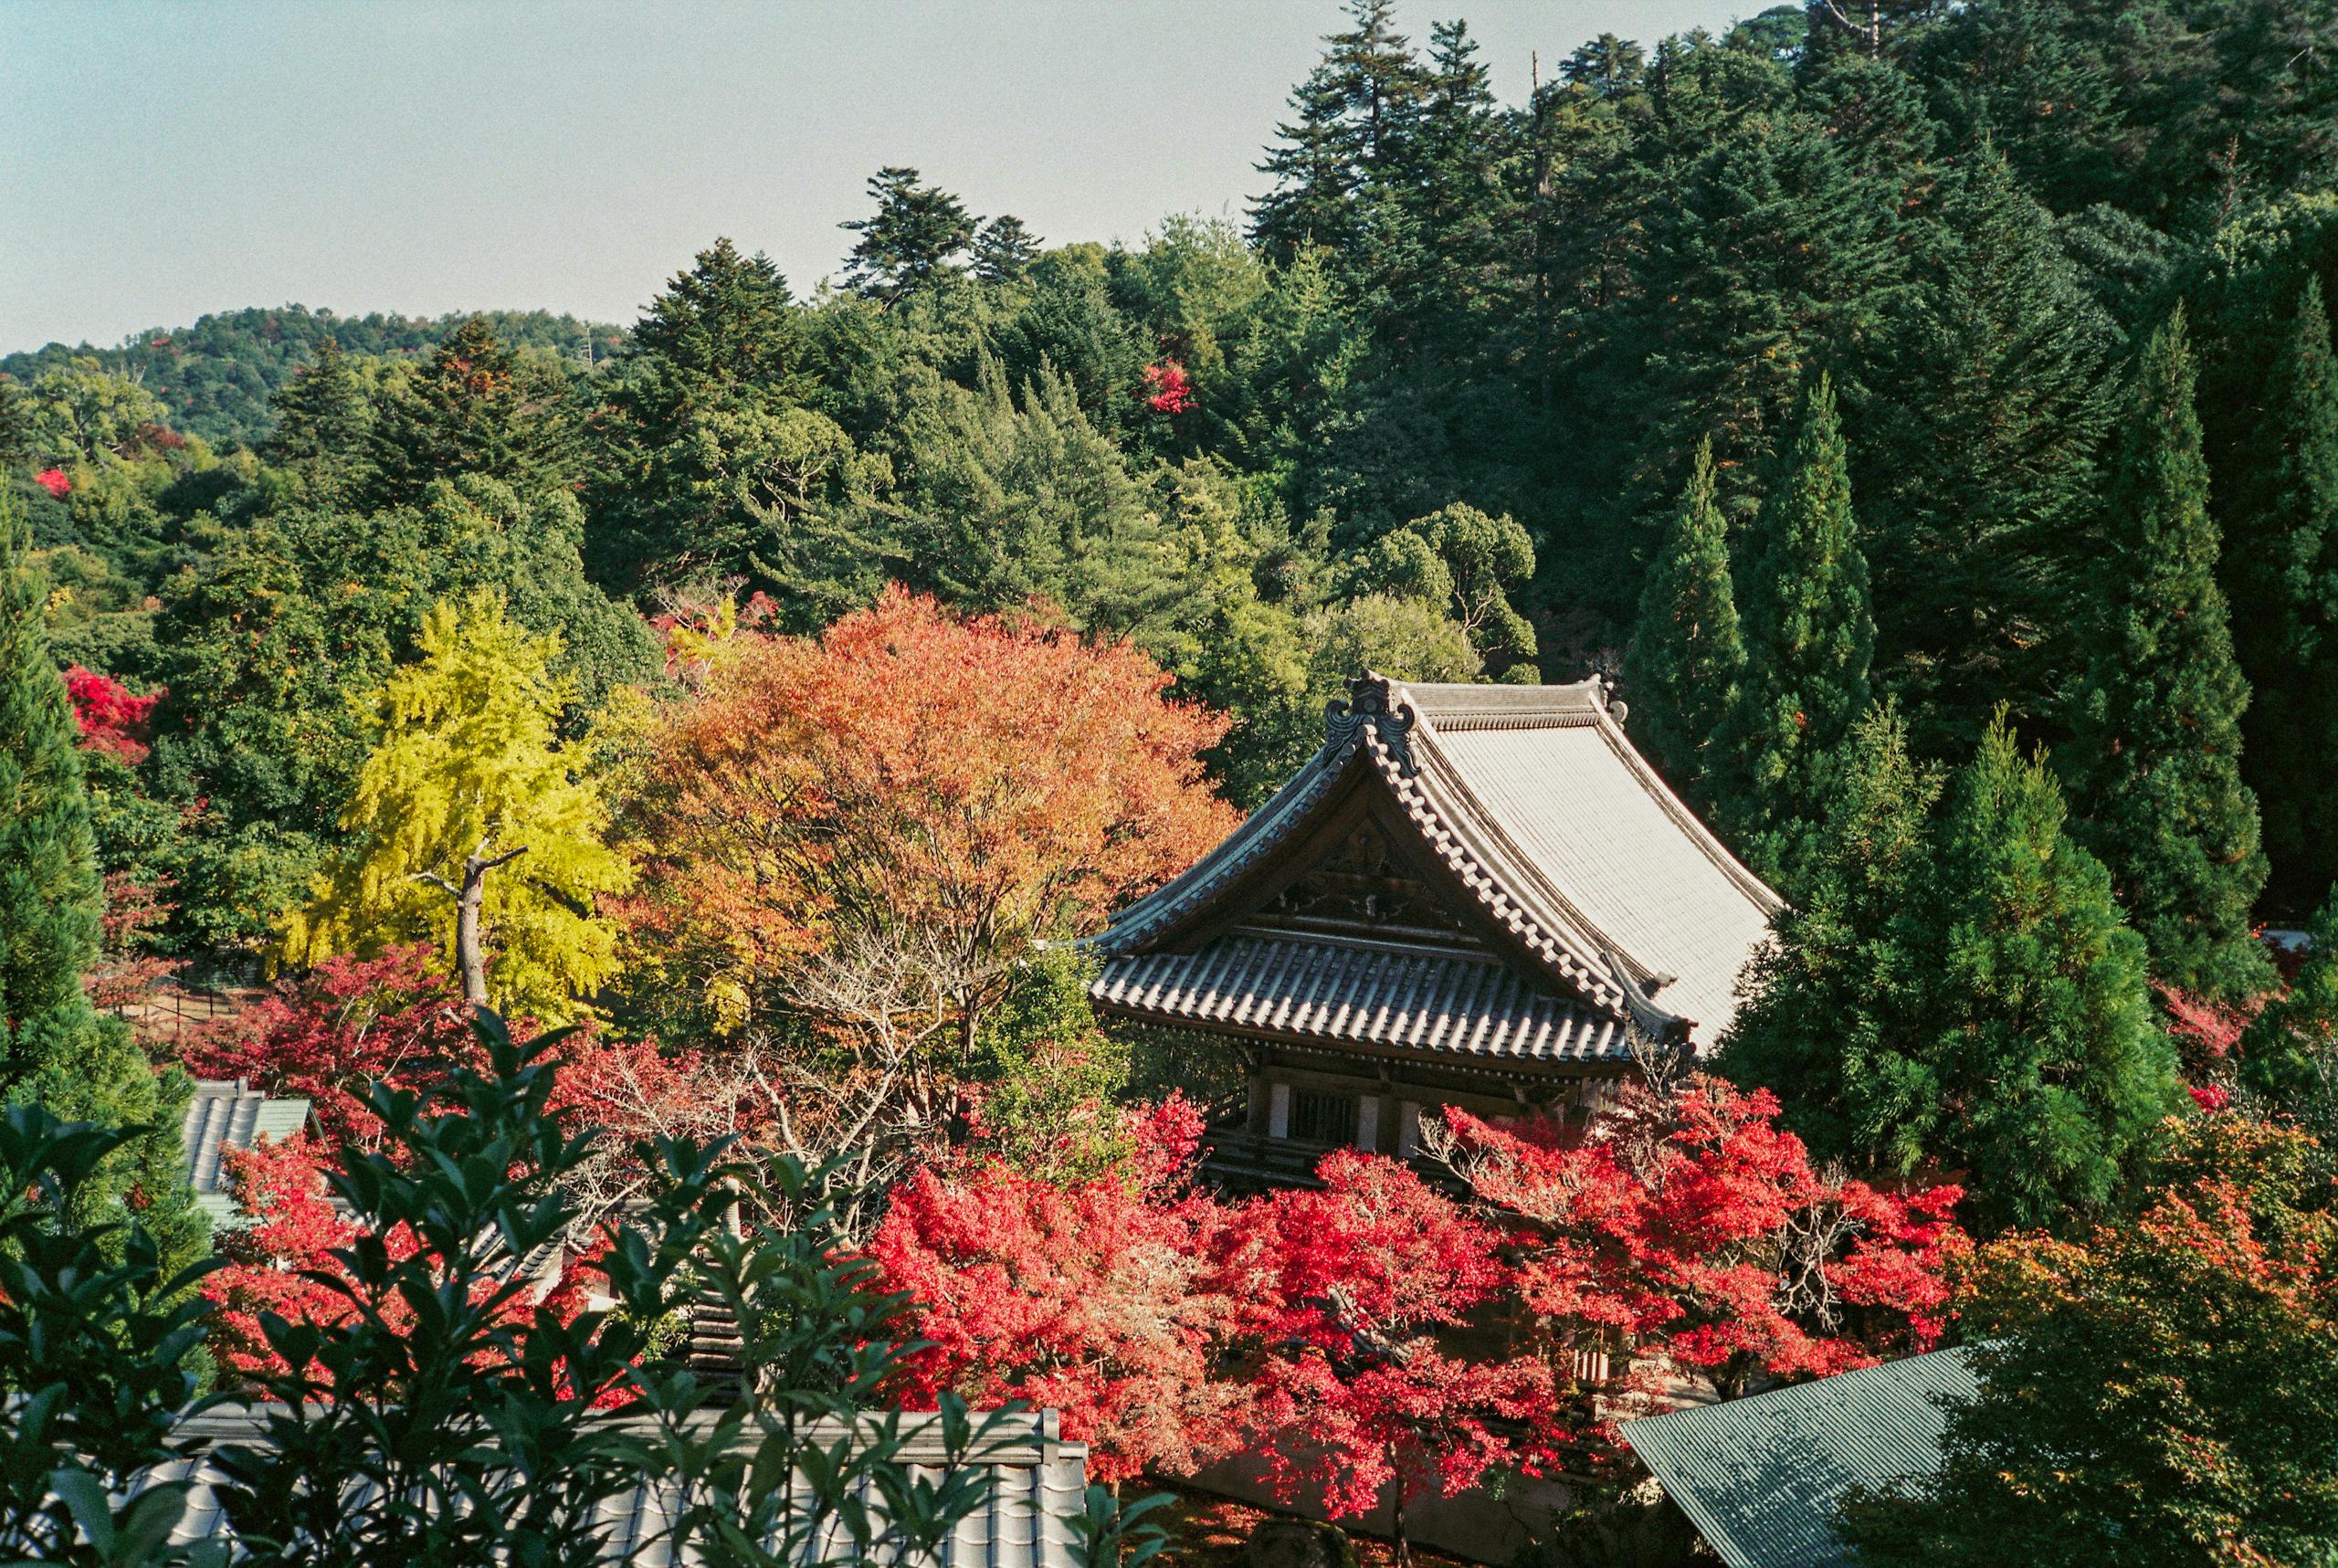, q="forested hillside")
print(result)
[1,306,622,448]
[10,5,2338,1558]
